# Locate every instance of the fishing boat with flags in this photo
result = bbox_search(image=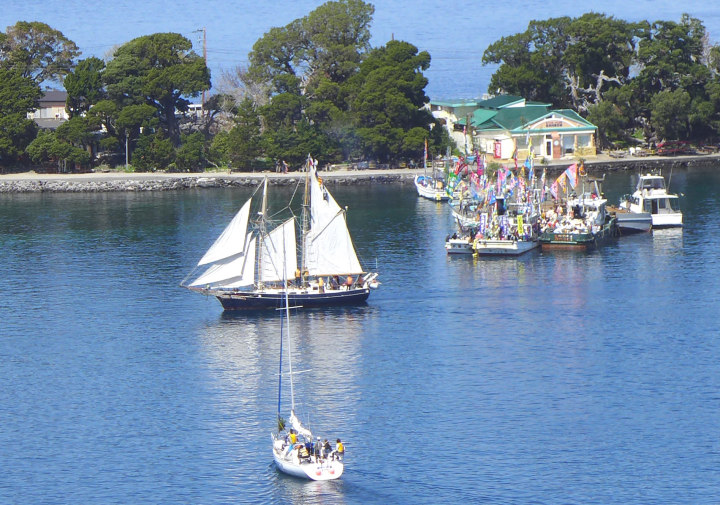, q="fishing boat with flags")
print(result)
[181,157,379,310]
[271,291,344,480]
[446,154,542,256]
[539,164,619,250]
